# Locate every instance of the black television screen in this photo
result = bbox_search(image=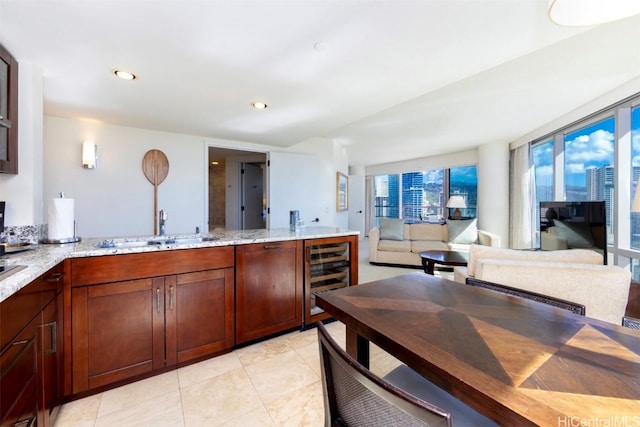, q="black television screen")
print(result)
[539,201,607,264]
